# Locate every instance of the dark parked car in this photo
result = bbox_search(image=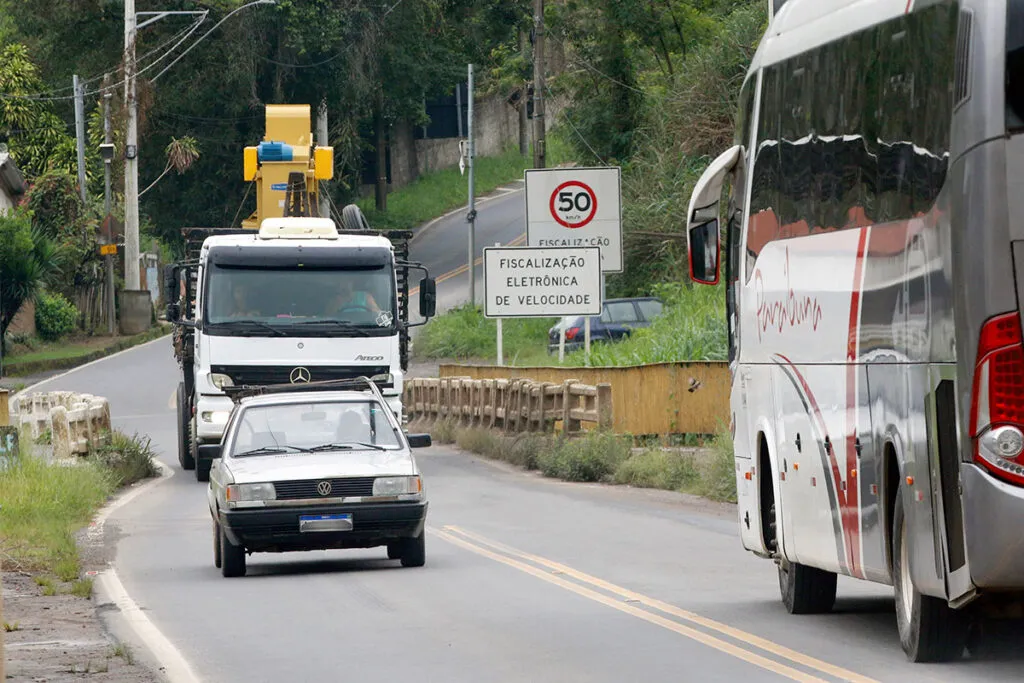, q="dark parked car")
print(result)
[547,297,664,354]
